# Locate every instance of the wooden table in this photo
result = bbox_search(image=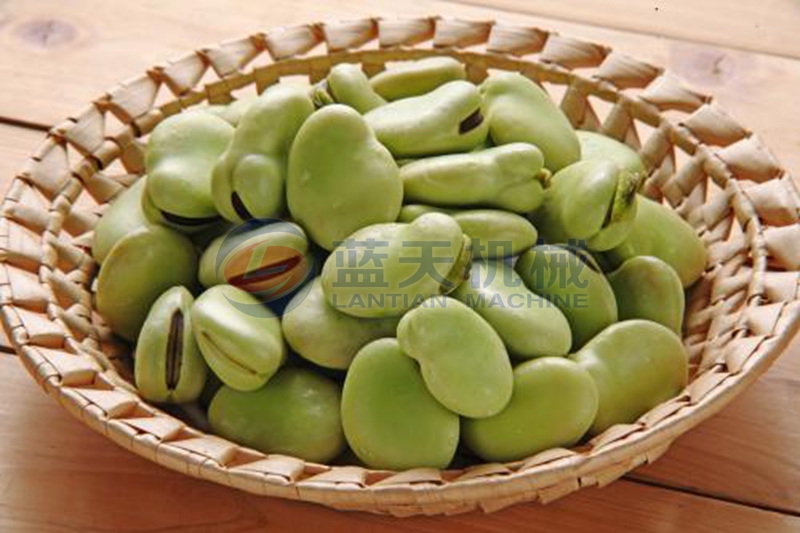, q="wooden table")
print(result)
[1,1,798,531]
